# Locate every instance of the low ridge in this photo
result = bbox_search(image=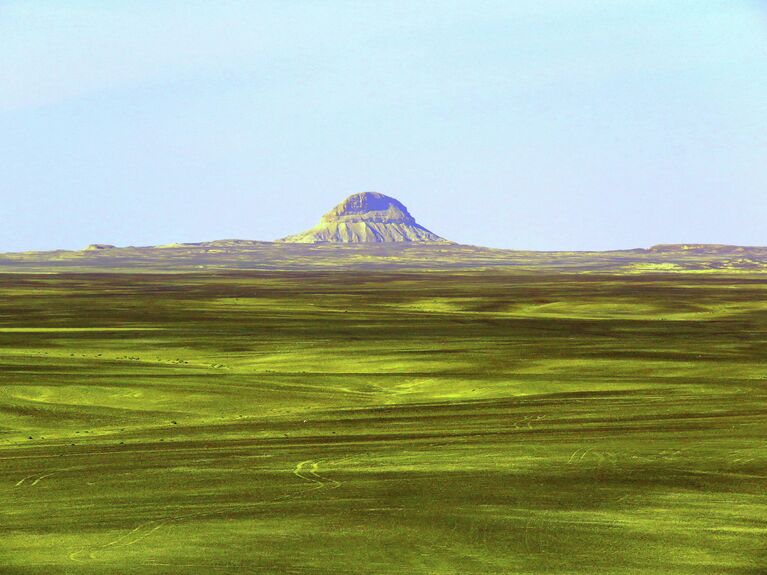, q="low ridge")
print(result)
[84,244,116,251]
[280,192,450,243]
